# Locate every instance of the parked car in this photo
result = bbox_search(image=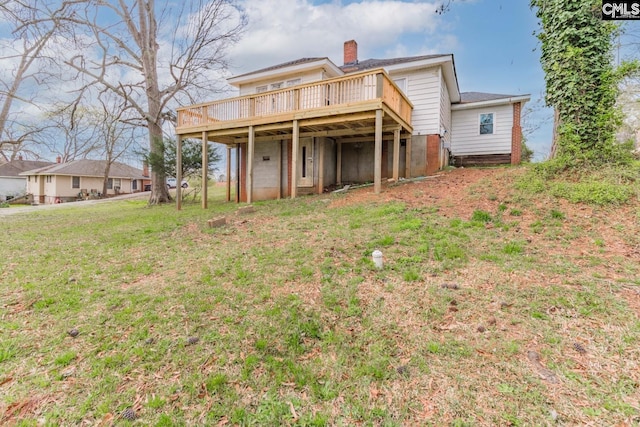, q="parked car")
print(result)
[166,178,188,188]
